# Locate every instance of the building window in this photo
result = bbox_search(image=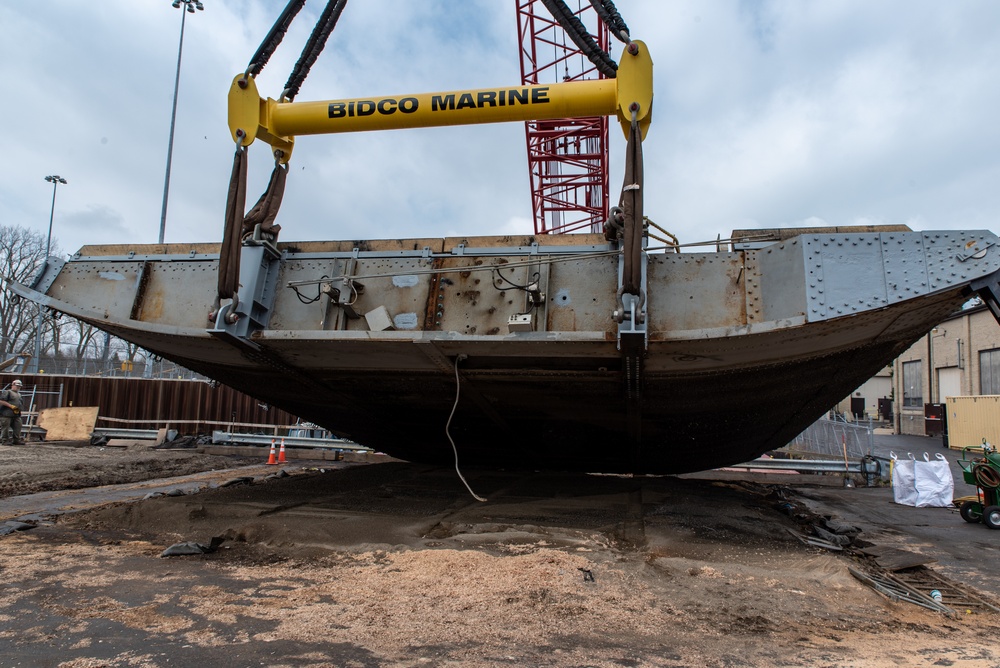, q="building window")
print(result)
[903,361,922,407]
[980,349,1000,395]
